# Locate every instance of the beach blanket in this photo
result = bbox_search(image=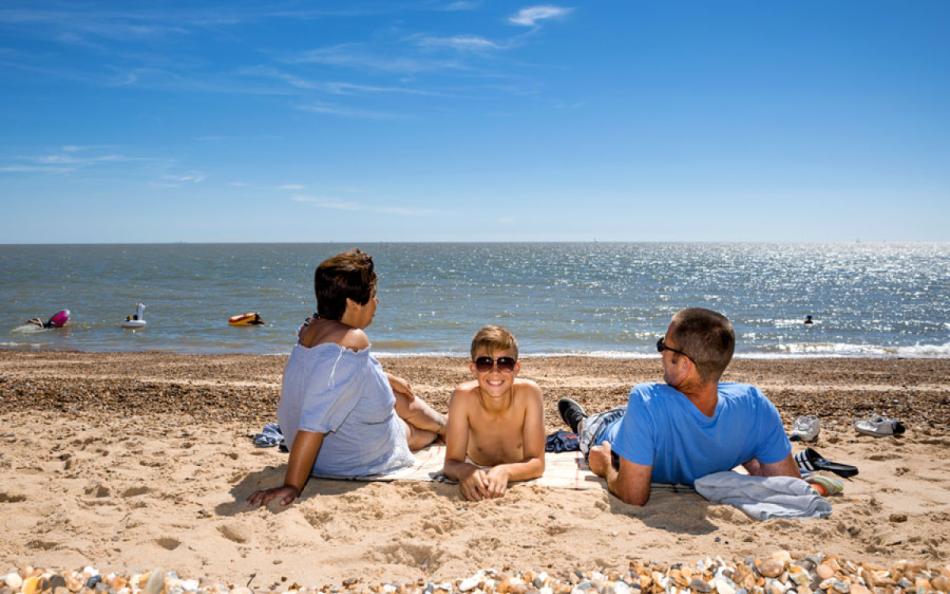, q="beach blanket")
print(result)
[314,445,693,493]
[694,471,832,520]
